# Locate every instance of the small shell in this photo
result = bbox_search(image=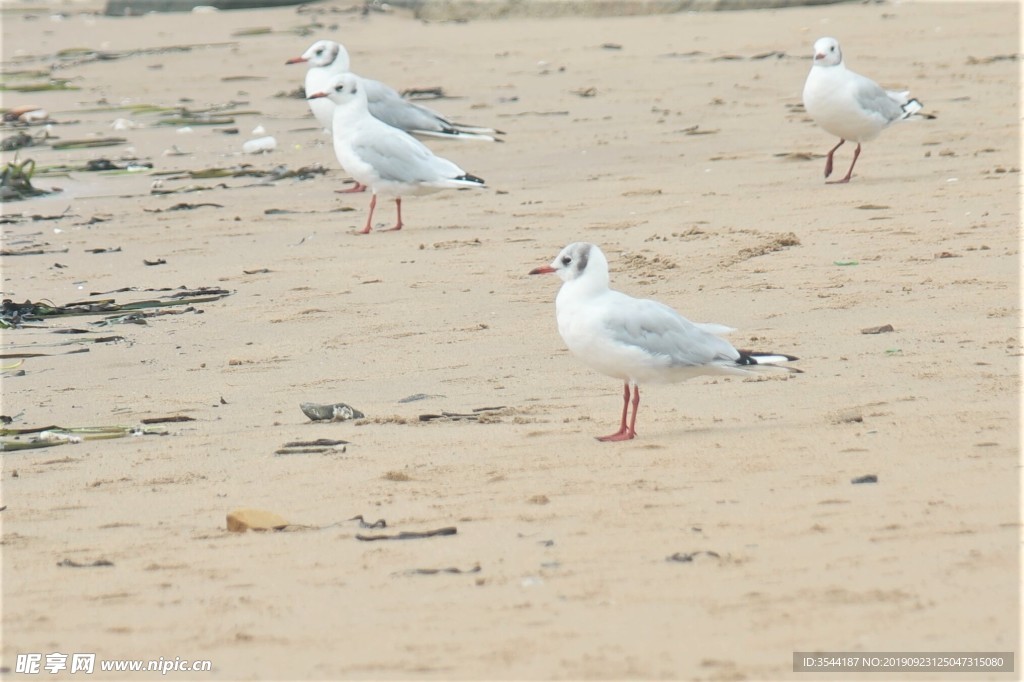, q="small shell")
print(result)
[242,136,276,154]
[18,108,48,123]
